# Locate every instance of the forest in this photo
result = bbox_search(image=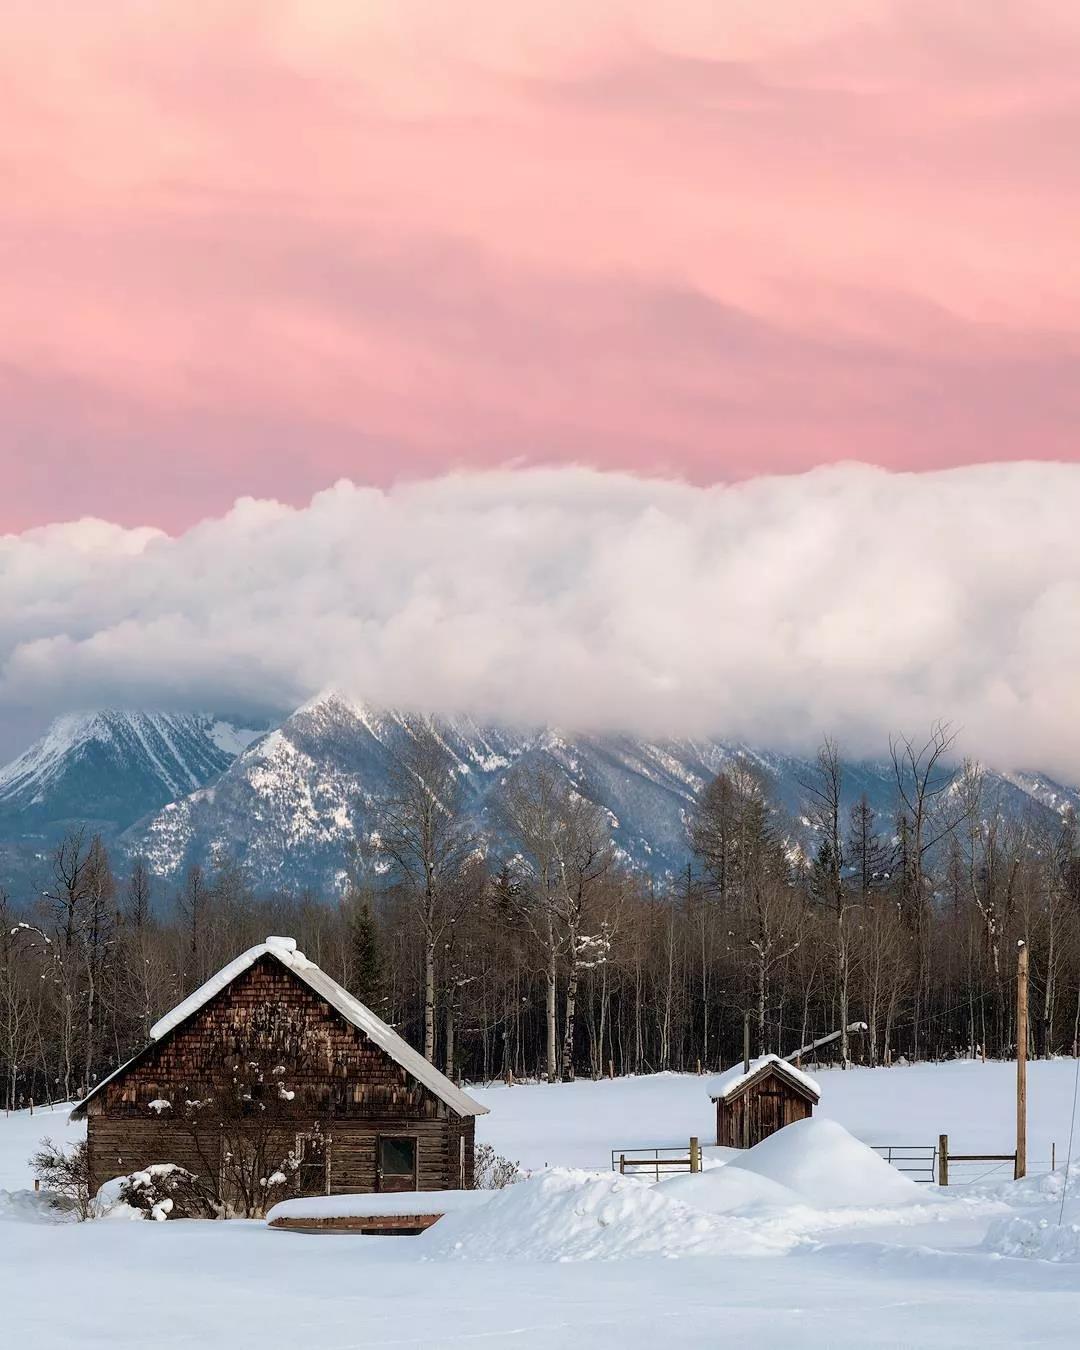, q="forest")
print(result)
[2,722,1079,1111]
